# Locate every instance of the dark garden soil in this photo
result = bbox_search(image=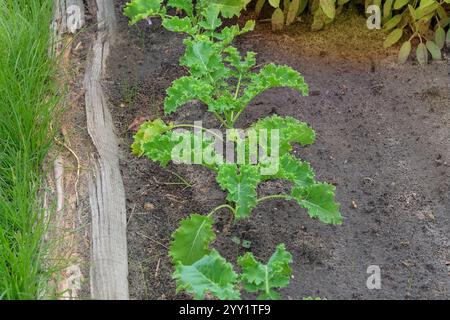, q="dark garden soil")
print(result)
[105,1,450,299]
